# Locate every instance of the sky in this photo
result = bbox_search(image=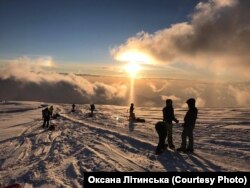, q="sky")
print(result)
[1,0,250,81]
[0,0,197,61]
[0,0,250,107]
[0,0,203,76]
